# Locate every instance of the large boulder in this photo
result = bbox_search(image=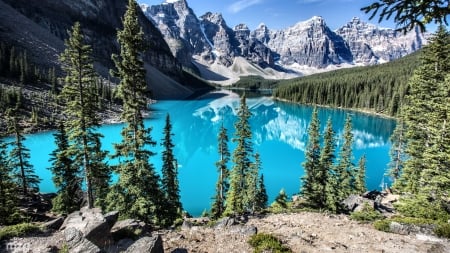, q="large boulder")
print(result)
[389,221,436,236]
[60,207,116,248]
[124,235,164,253]
[110,219,150,241]
[342,194,374,212]
[43,216,65,230]
[64,227,102,253]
